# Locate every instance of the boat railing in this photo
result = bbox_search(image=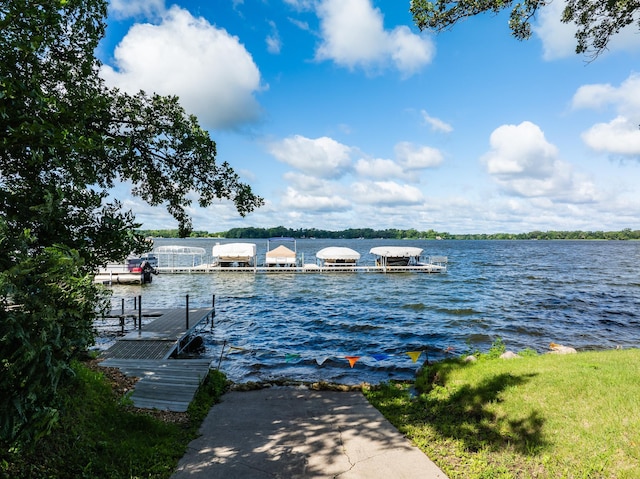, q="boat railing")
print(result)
[426,256,448,271]
[319,262,358,271]
[428,256,448,264]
